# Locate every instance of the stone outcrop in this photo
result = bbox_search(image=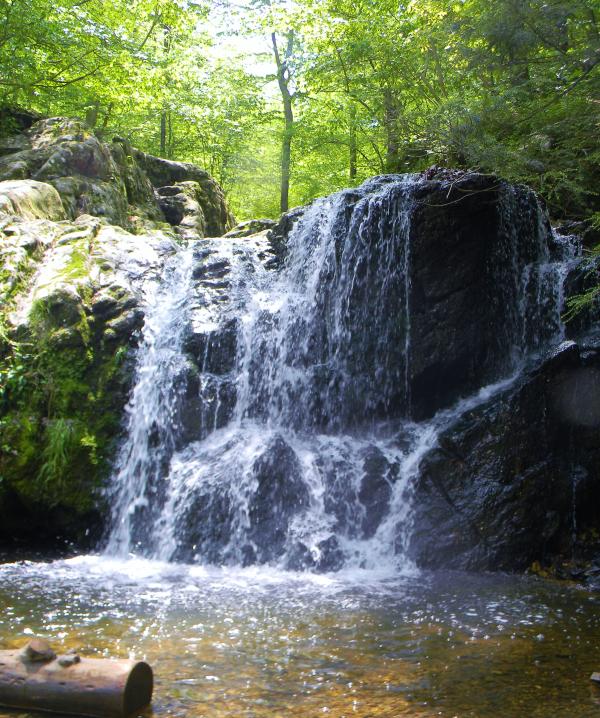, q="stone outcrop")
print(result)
[268,174,564,424]
[409,339,600,576]
[0,206,178,546]
[0,117,234,236]
[0,116,235,549]
[2,140,599,577]
[132,150,235,236]
[156,183,207,240]
[0,180,65,222]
